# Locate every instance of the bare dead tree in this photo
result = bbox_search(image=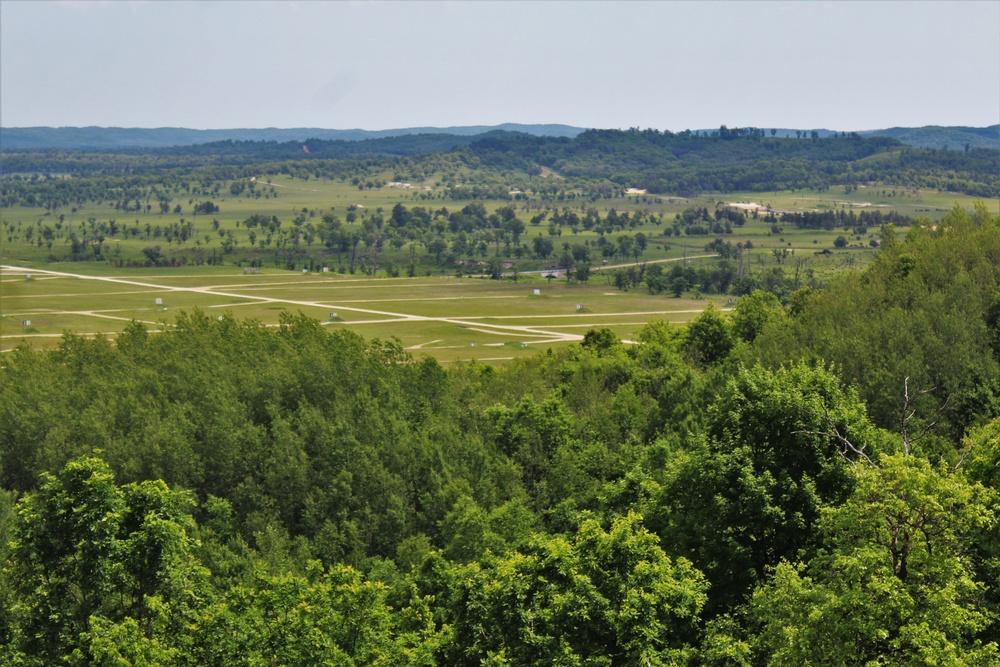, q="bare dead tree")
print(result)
[900,376,946,455]
[794,403,877,469]
[797,377,960,470]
